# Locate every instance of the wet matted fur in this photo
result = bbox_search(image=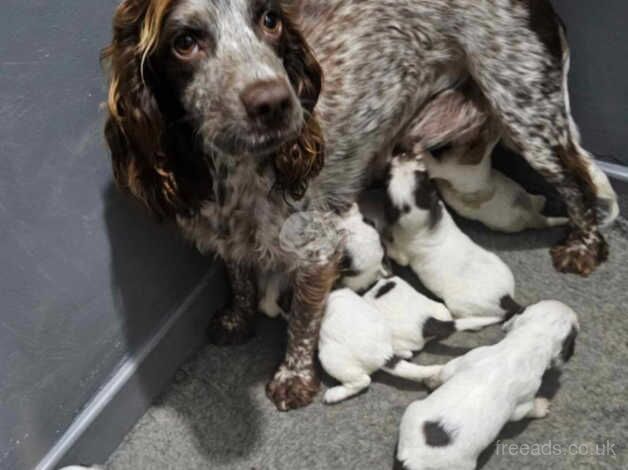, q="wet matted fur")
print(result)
[102,0,617,410]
